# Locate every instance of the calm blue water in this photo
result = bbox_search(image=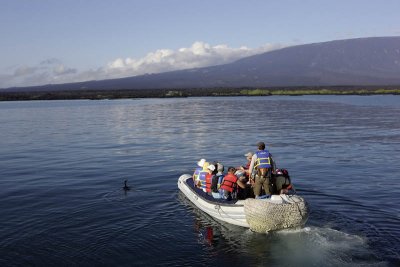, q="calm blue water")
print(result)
[0,95,399,267]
